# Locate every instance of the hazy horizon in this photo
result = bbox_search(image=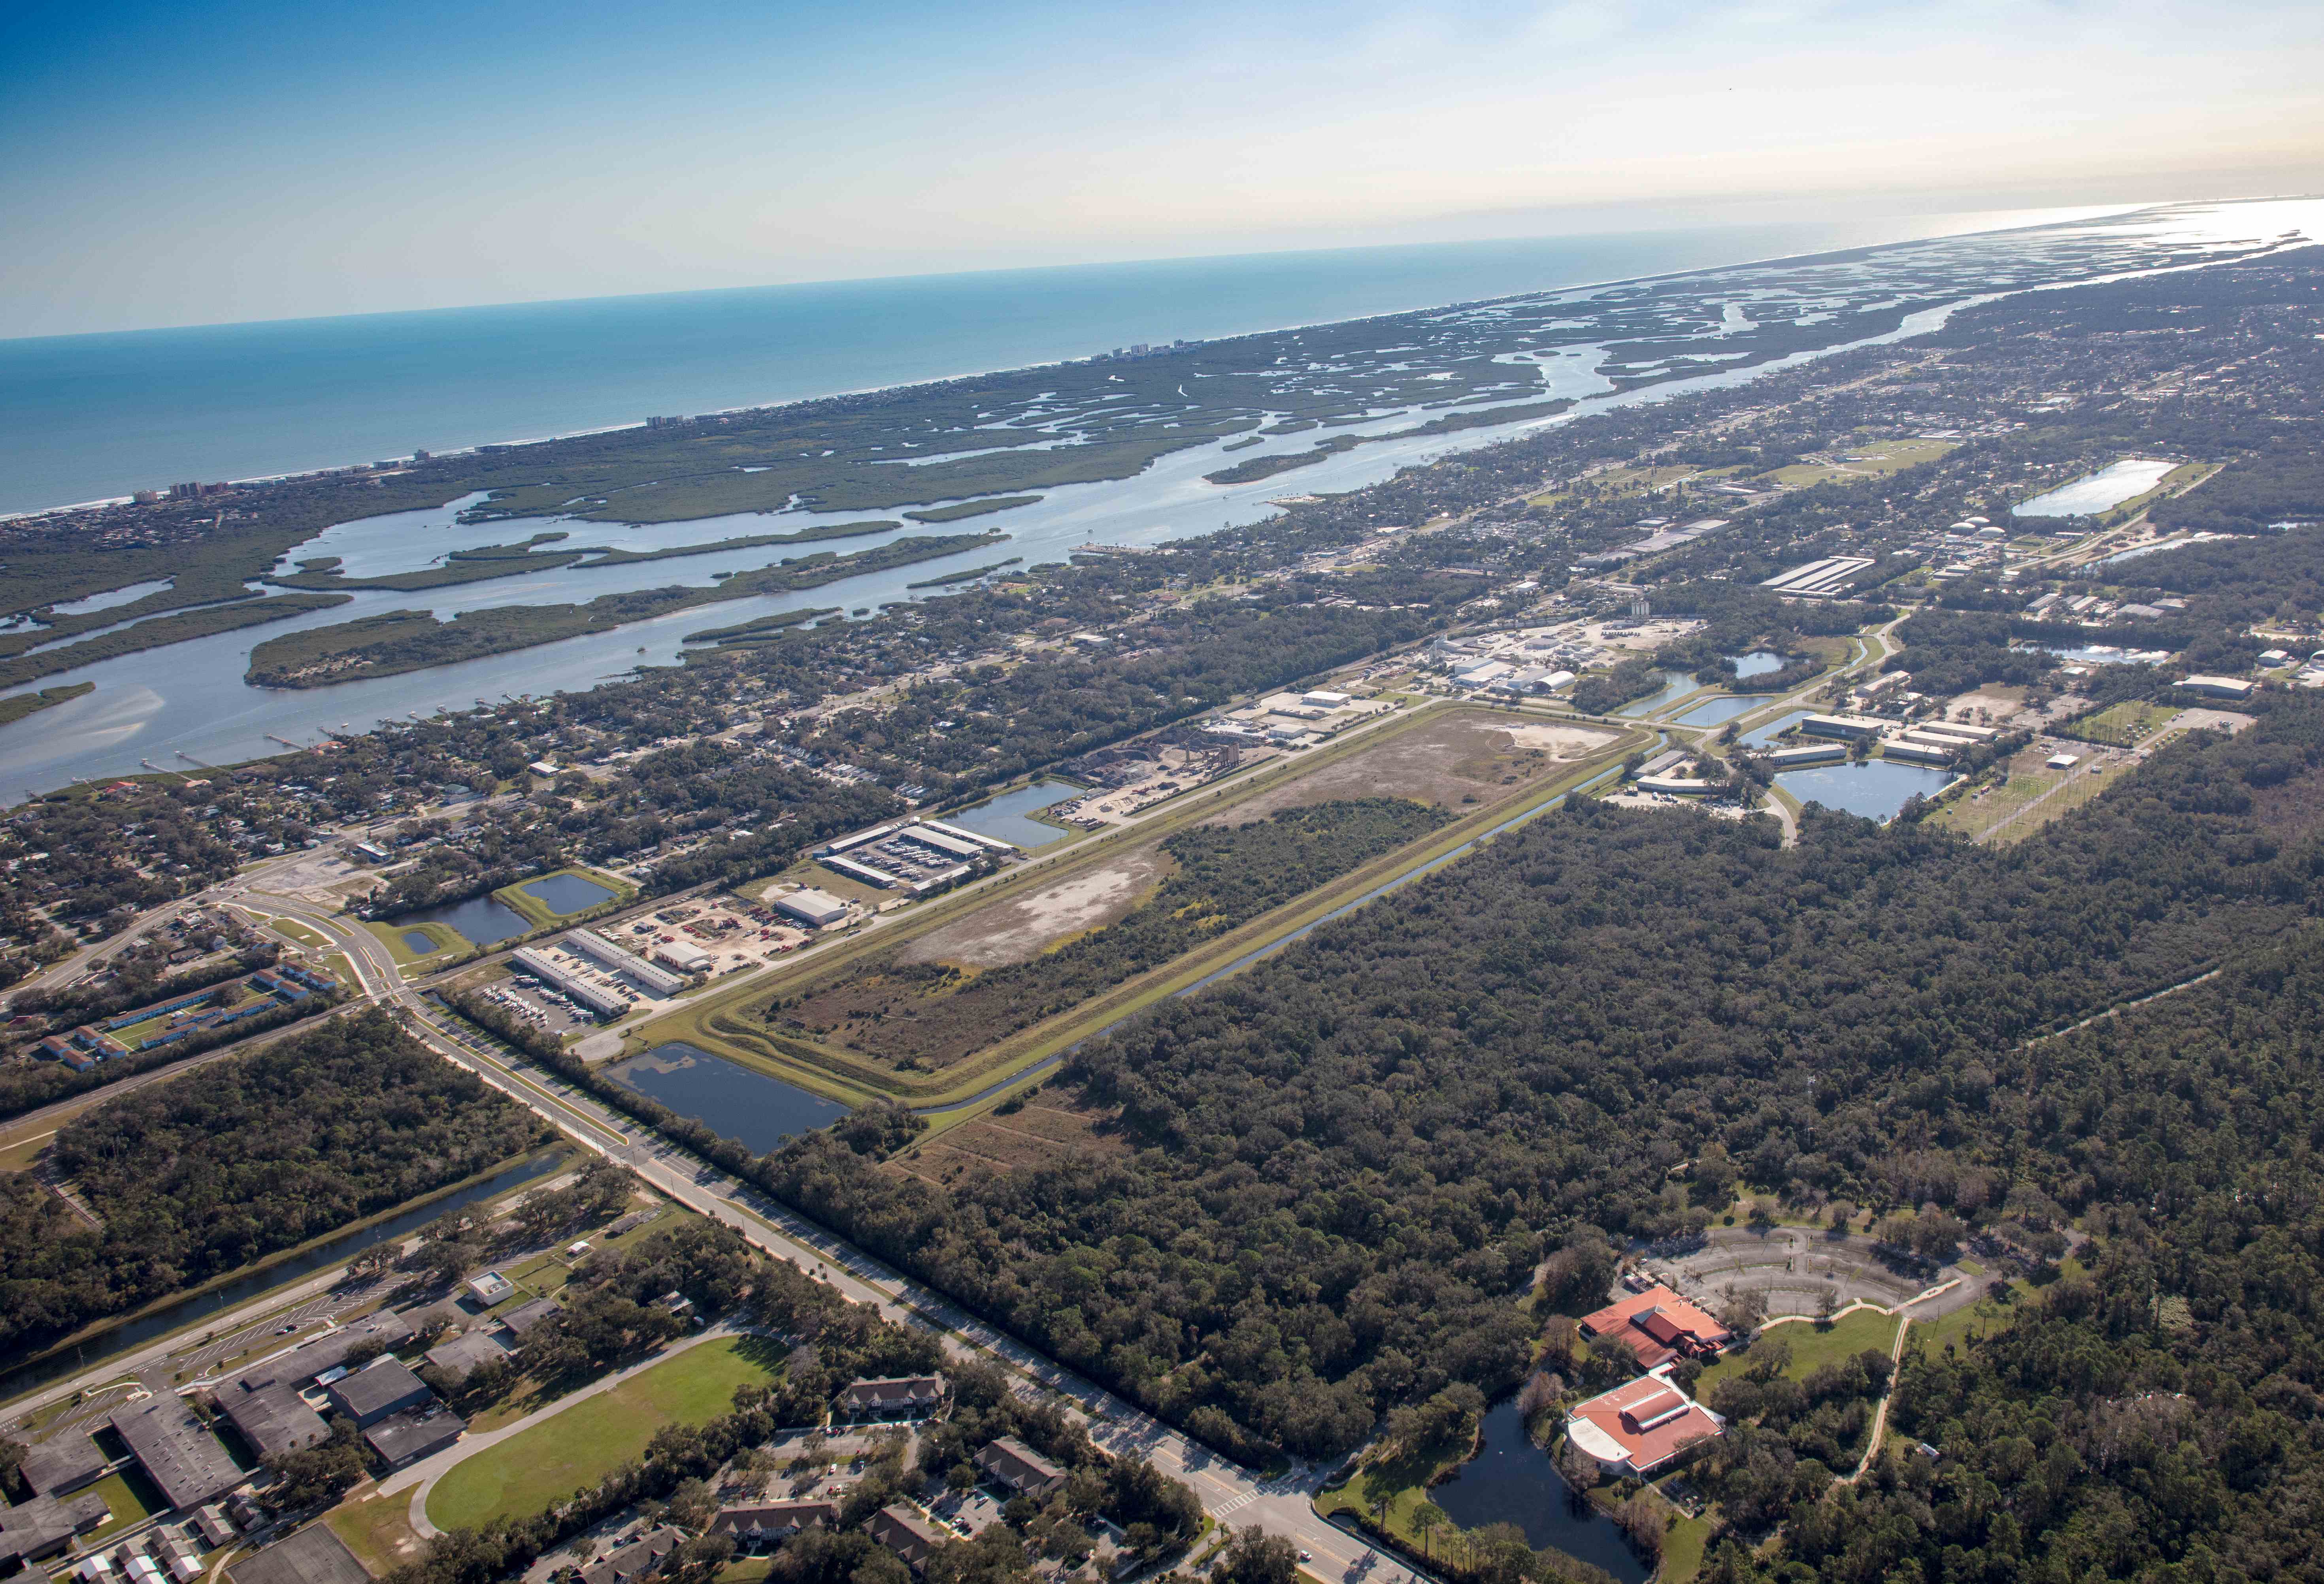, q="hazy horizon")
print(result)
[7,0,2320,339]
